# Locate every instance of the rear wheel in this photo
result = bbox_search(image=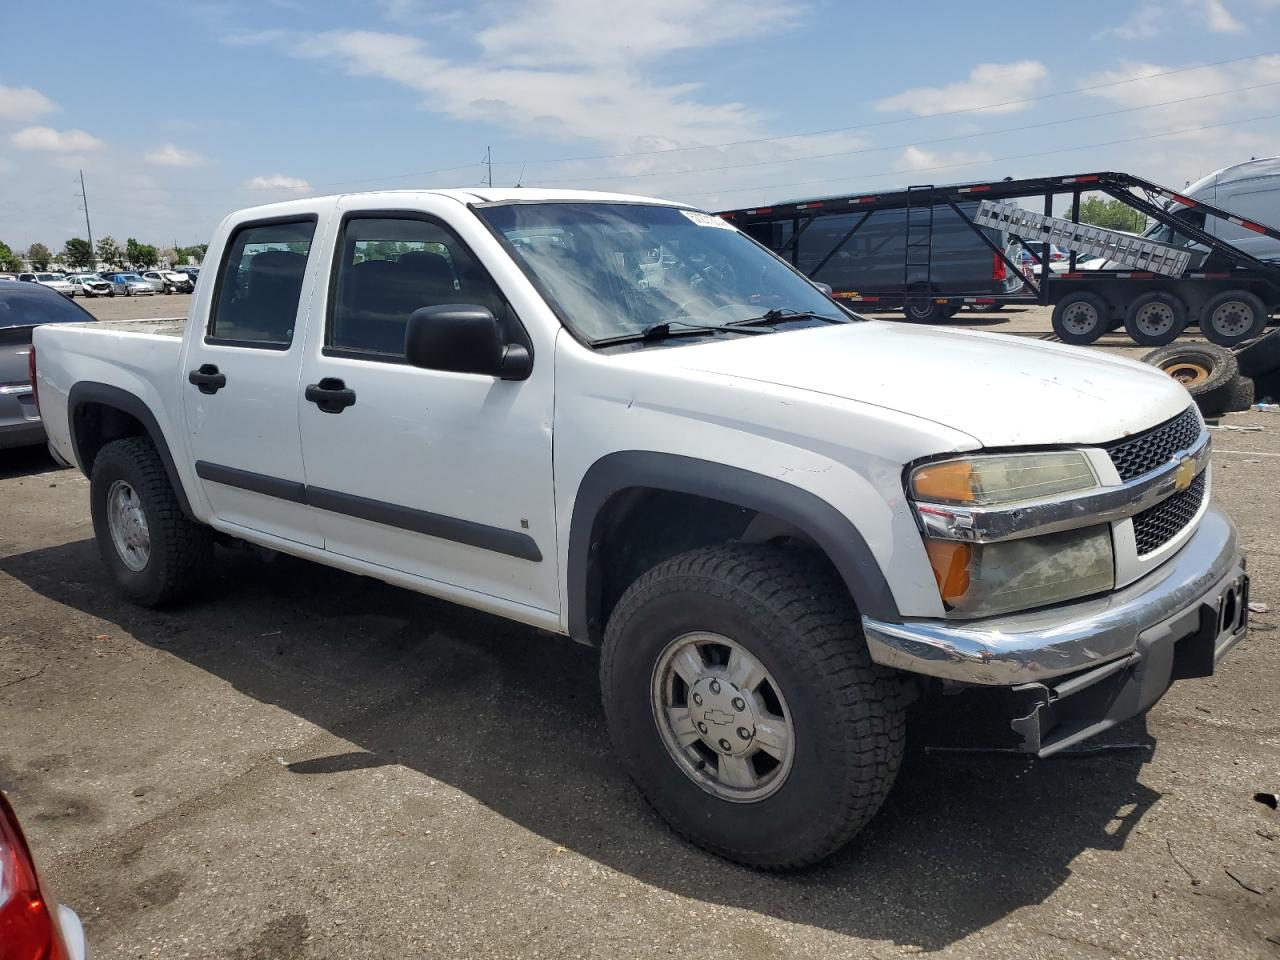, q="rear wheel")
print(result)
[1124,291,1188,347]
[1051,290,1110,345]
[903,300,953,323]
[90,437,212,606]
[601,543,906,870]
[1199,290,1268,346]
